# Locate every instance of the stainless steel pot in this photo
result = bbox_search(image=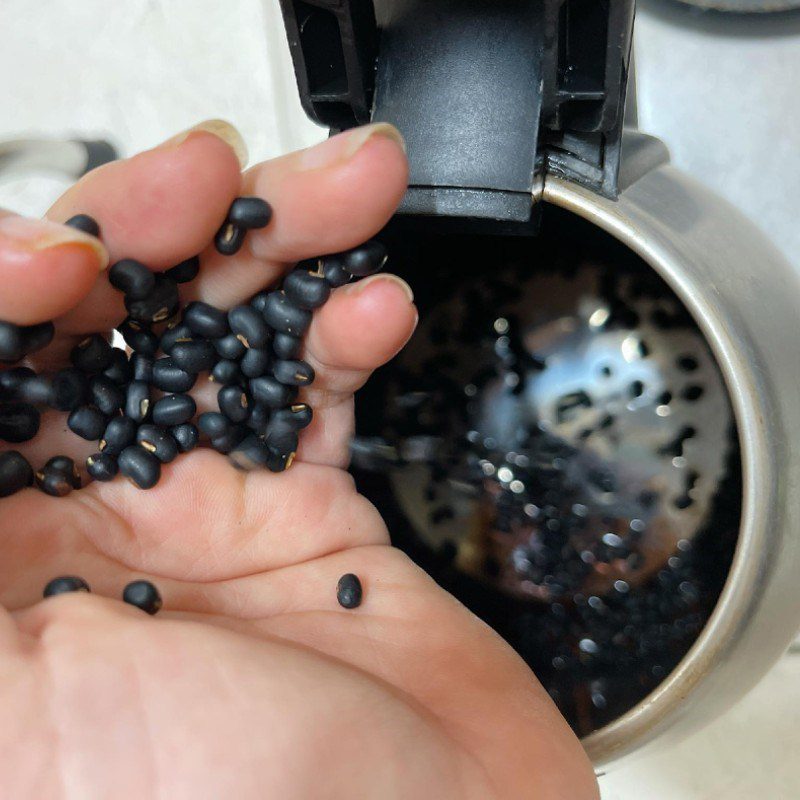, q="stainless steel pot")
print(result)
[545,133,800,766]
